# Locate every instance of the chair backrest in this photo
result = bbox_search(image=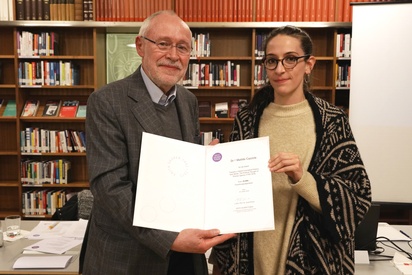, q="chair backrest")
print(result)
[355,203,381,251]
[77,189,93,220]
